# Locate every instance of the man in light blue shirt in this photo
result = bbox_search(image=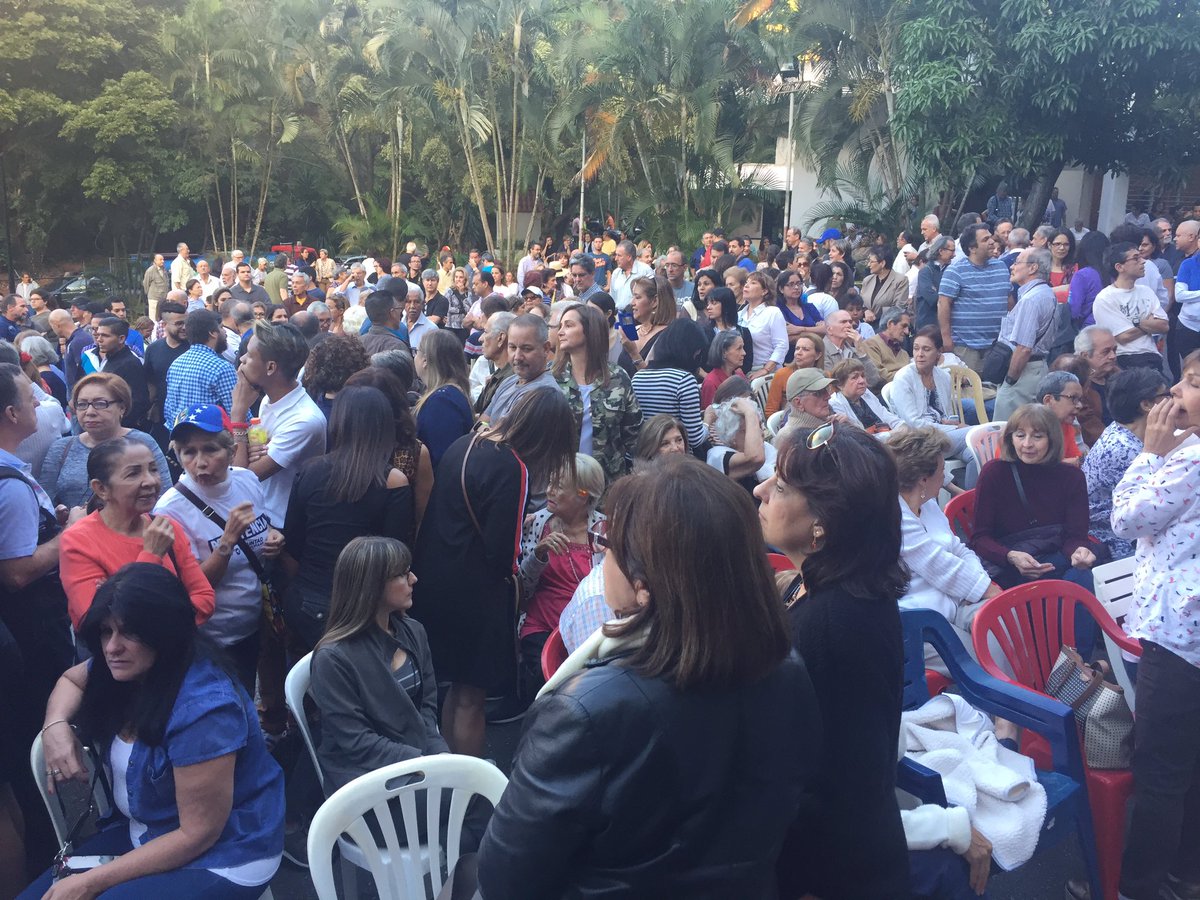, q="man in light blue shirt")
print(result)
[938,223,1012,373]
